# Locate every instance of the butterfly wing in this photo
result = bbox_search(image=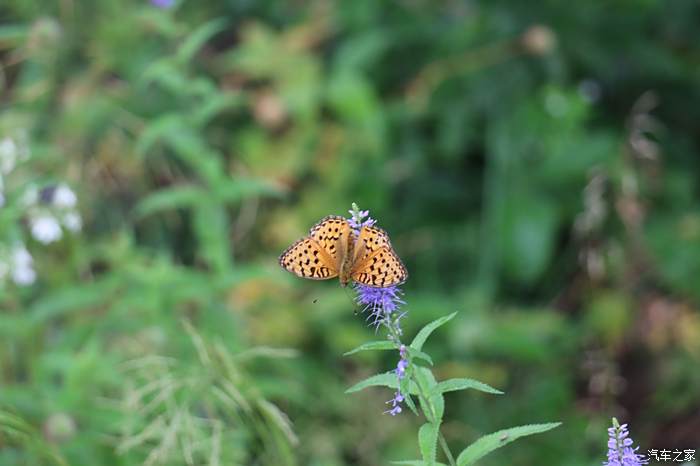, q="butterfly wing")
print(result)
[351,246,408,287]
[308,215,351,271]
[351,225,407,287]
[278,216,350,281]
[279,237,338,280]
[353,224,390,264]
